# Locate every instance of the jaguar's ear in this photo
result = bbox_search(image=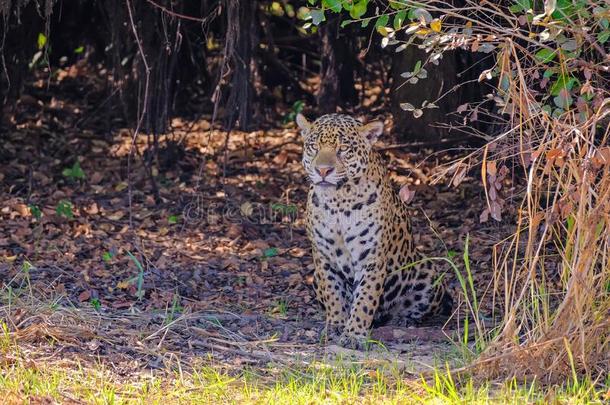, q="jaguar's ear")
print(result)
[296,113,311,135]
[359,120,384,144]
